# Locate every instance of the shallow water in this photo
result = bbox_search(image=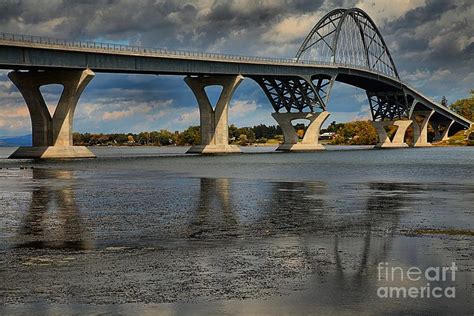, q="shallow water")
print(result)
[0,146,473,314]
